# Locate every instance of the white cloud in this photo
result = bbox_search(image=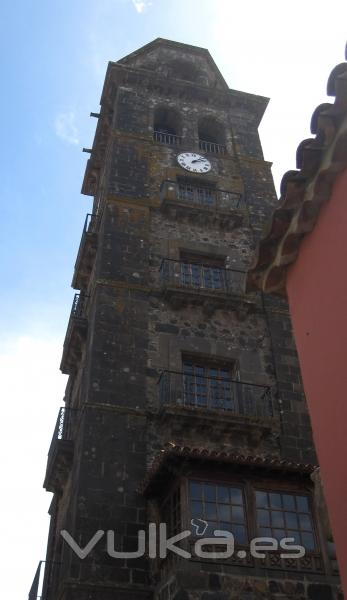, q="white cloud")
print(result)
[132,0,152,13]
[0,335,67,600]
[207,0,347,193]
[54,111,79,145]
